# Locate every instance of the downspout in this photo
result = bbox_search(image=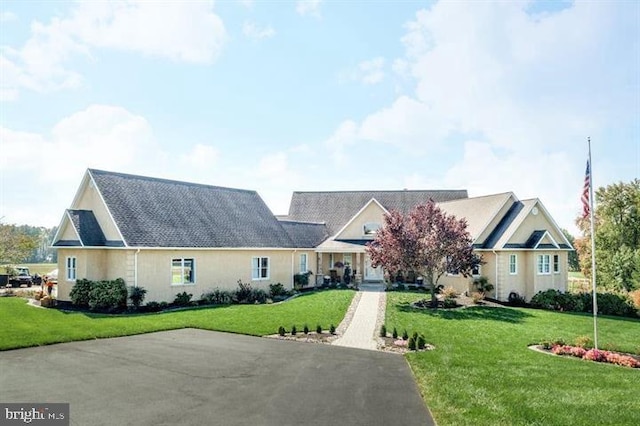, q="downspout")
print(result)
[134,248,140,287]
[492,250,499,301]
